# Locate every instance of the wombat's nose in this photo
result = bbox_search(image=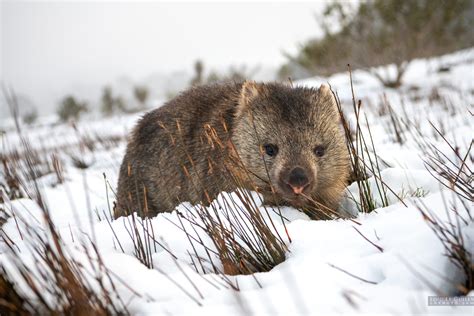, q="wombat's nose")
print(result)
[287,167,309,194]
